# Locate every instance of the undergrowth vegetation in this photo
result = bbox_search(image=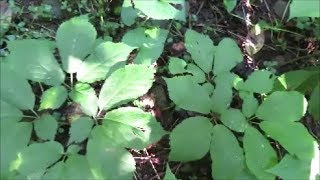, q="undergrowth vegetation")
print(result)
[0,0,319,179]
